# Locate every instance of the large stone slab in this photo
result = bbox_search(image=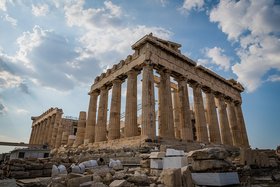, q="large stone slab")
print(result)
[150,158,163,169]
[163,157,188,169]
[166,149,184,157]
[191,172,240,186]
